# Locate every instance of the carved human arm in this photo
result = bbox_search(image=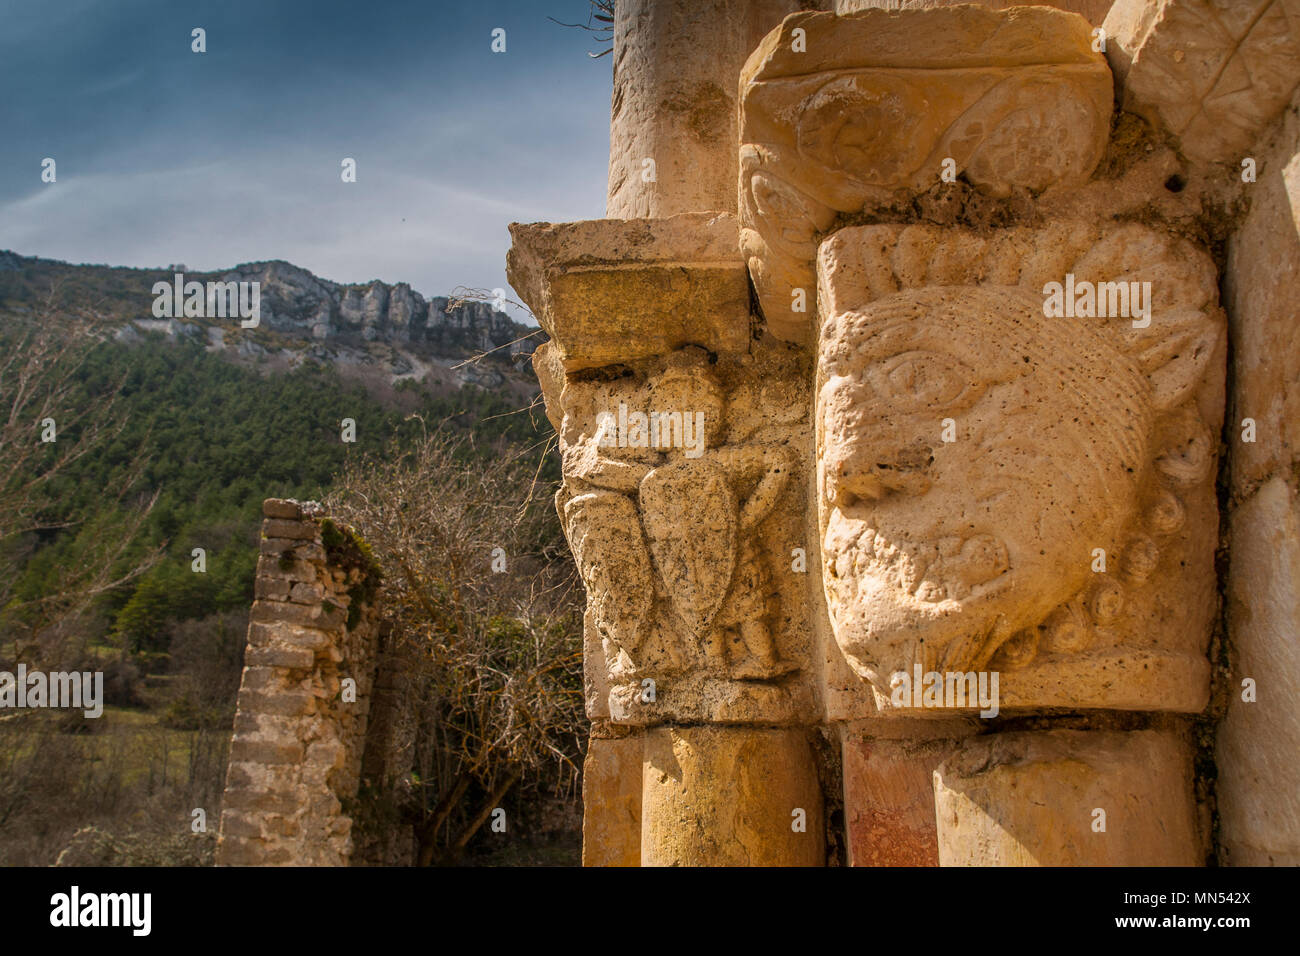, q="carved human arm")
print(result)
[720,444,795,531]
[562,440,651,493]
